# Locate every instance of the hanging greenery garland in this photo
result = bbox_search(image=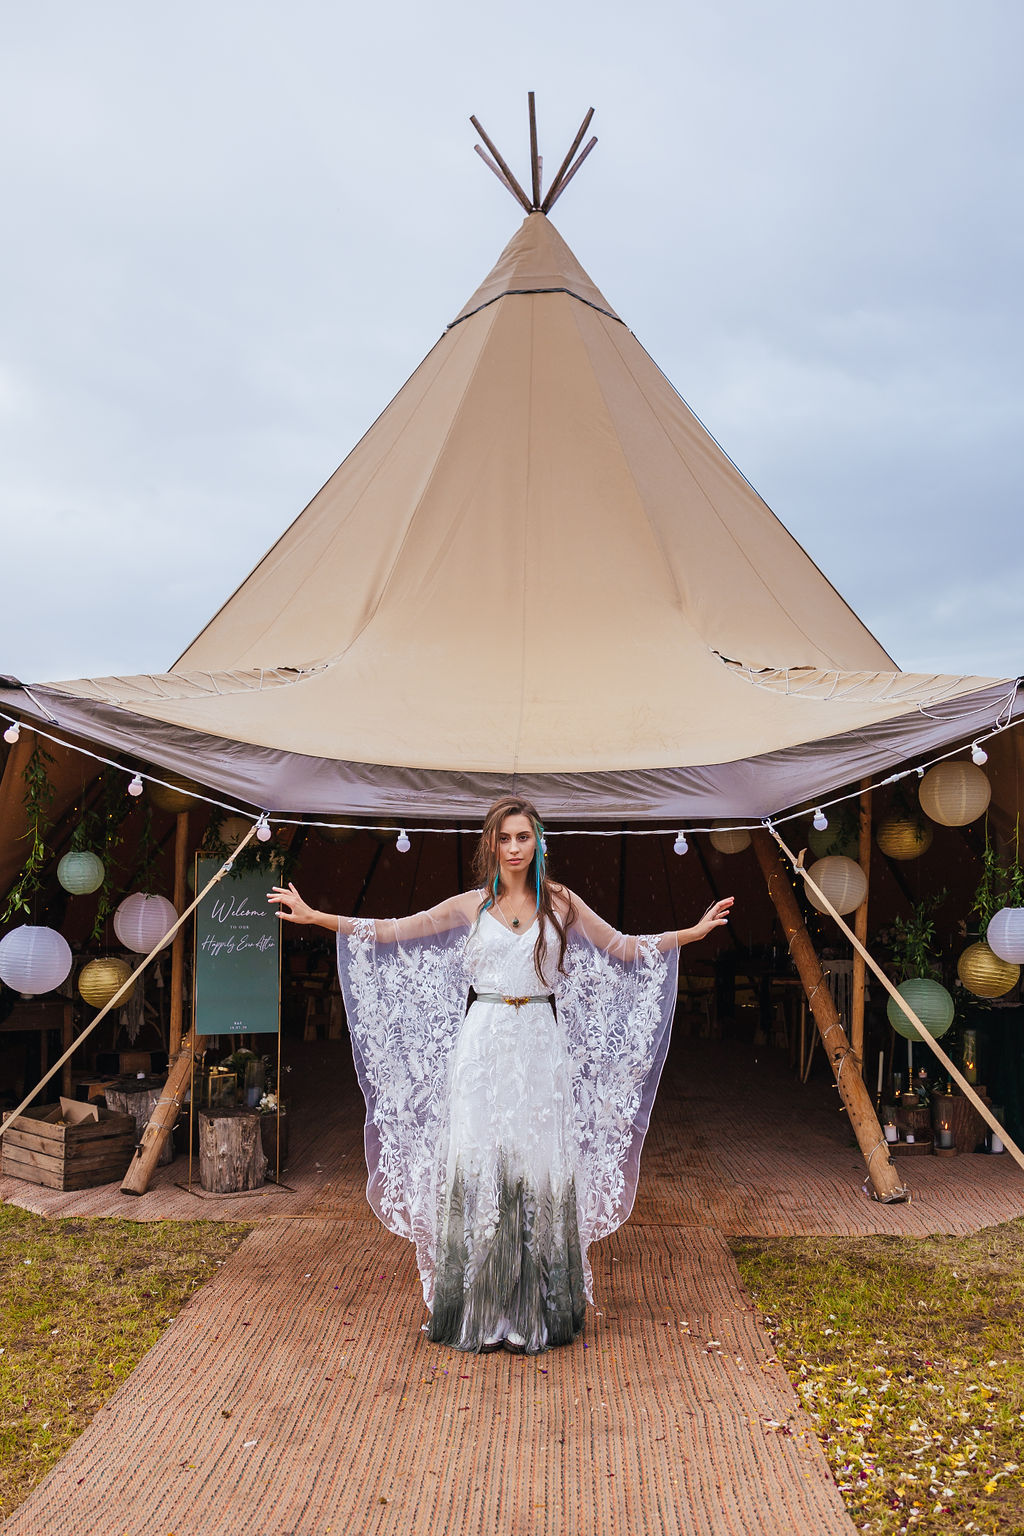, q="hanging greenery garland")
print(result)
[1,741,56,924]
